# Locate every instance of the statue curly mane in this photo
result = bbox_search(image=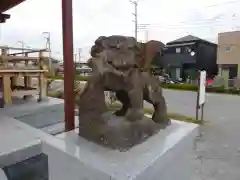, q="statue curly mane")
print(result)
[90,35,165,71]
